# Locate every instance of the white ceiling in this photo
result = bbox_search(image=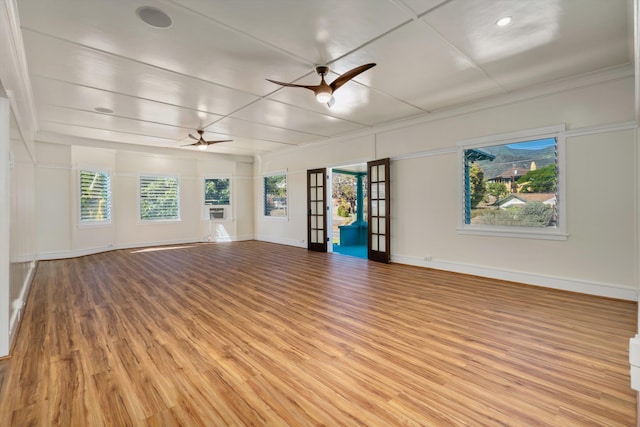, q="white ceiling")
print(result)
[16,0,633,157]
